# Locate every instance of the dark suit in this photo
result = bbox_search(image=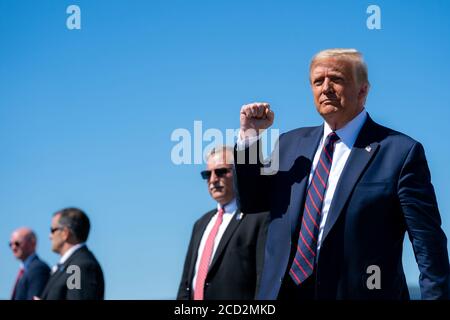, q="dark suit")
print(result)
[177,208,269,300]
[235,115,450,299]
[12,255,50,300]
[40,246,104,300]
